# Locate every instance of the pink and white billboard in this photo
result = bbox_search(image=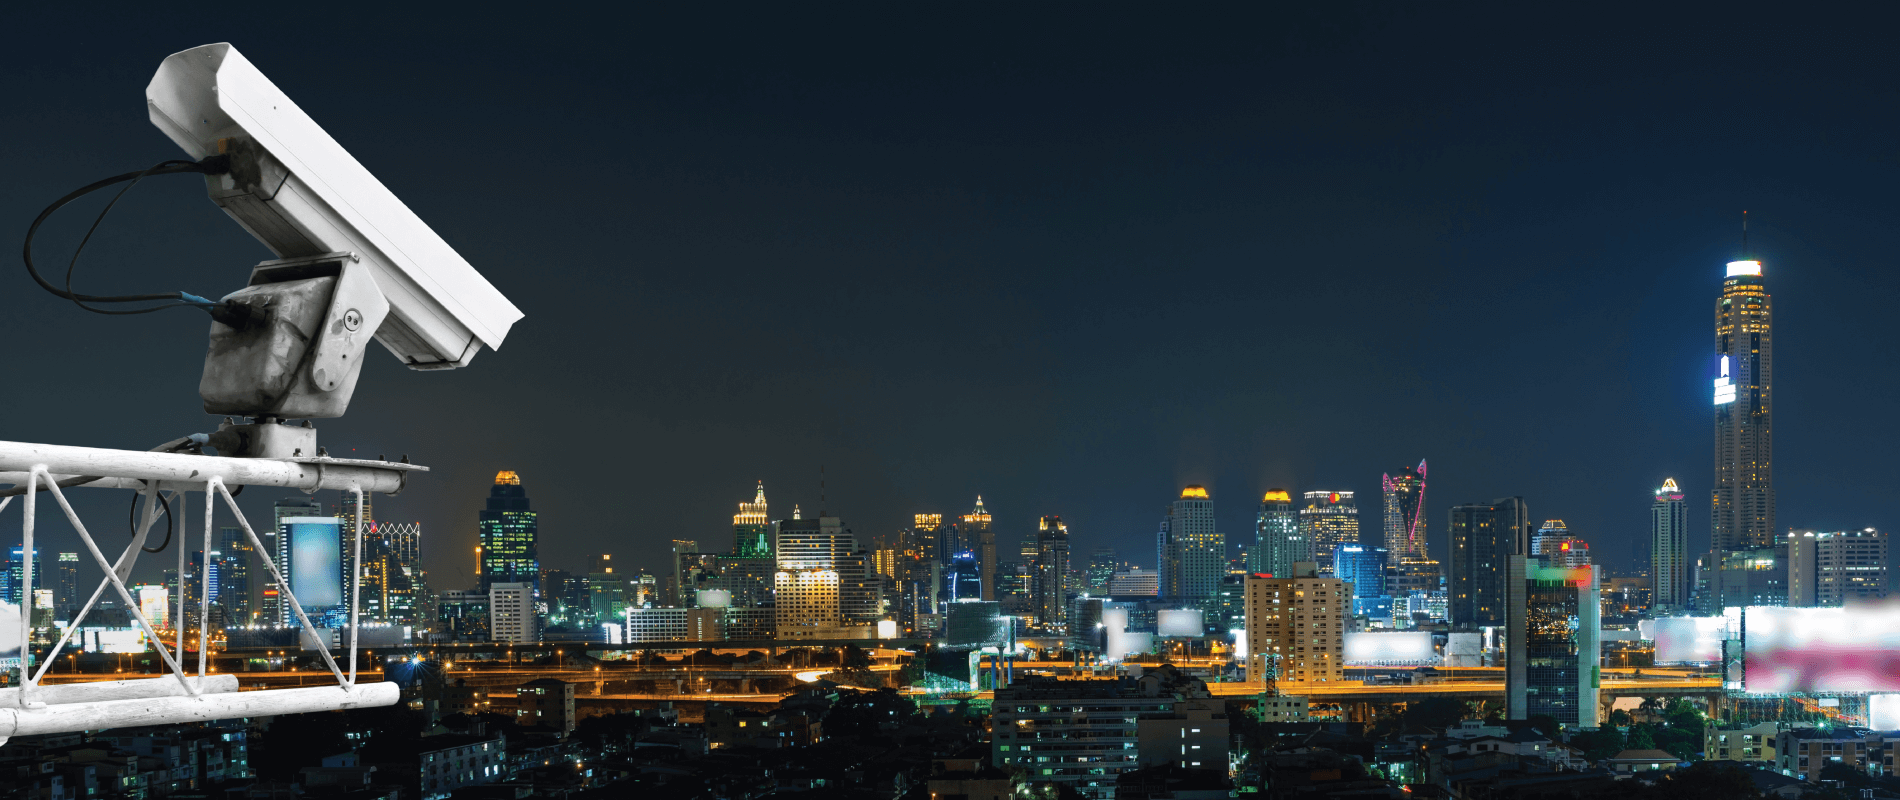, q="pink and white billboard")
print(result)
[1745,605,1900,694]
